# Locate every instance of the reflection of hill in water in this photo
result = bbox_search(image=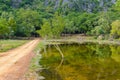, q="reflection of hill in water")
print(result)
[40,43,120,80]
